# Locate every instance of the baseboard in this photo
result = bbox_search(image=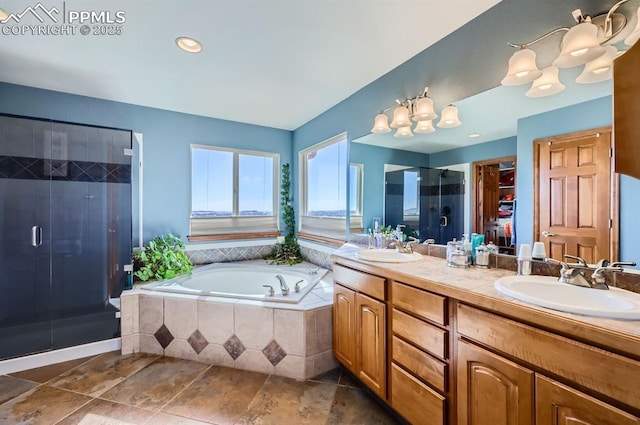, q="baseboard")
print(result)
[0,338,121,375]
